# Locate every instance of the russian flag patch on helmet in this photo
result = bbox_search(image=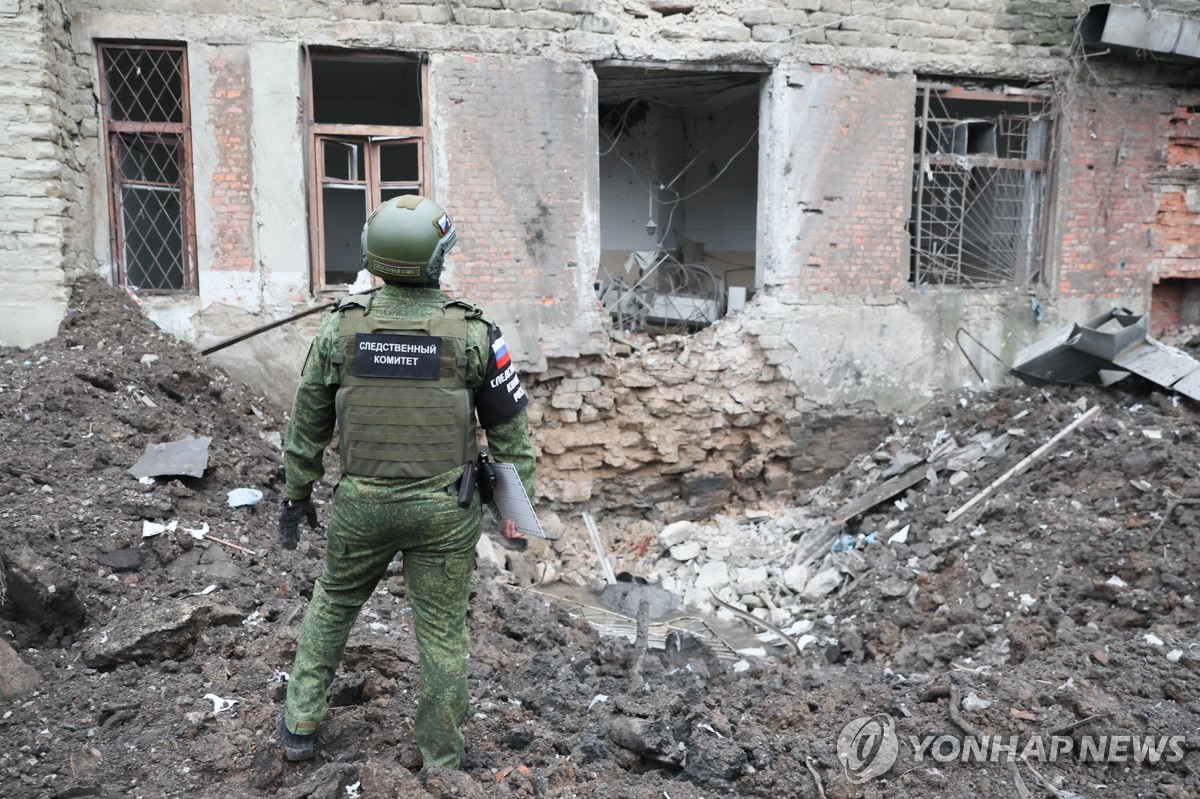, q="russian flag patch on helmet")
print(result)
[491,335,511,370]
[435,212,453,236]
